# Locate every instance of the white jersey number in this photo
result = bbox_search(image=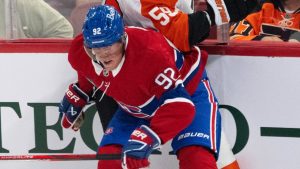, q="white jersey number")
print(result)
[93,28,101,35]
[148,7,179,26]
[155,68,177,90]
